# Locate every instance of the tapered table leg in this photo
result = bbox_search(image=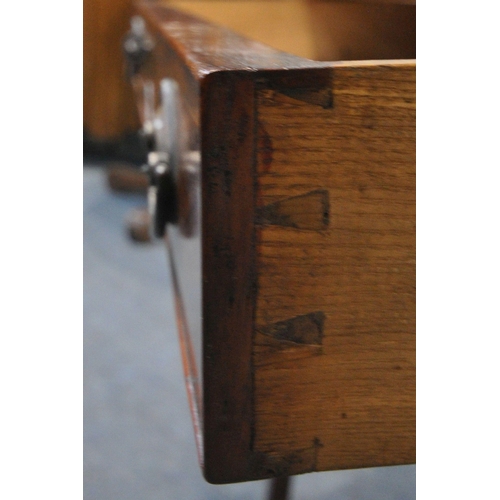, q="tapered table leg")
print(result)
[268,476,290,500]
